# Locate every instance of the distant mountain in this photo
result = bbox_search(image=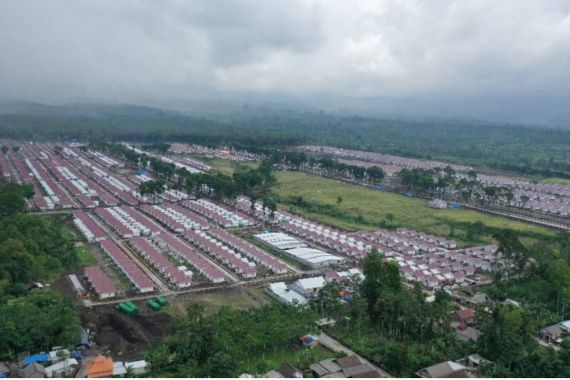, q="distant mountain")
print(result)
[1,96,569,130]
